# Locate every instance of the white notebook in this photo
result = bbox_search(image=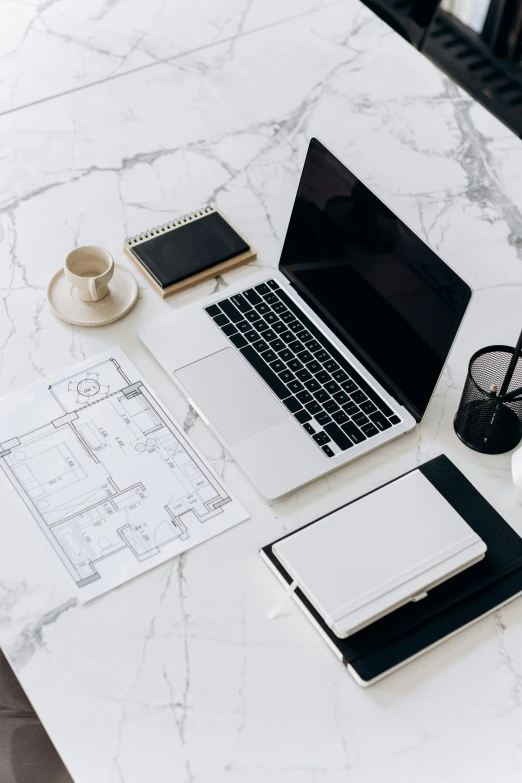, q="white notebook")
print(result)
[272,471,487,638]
